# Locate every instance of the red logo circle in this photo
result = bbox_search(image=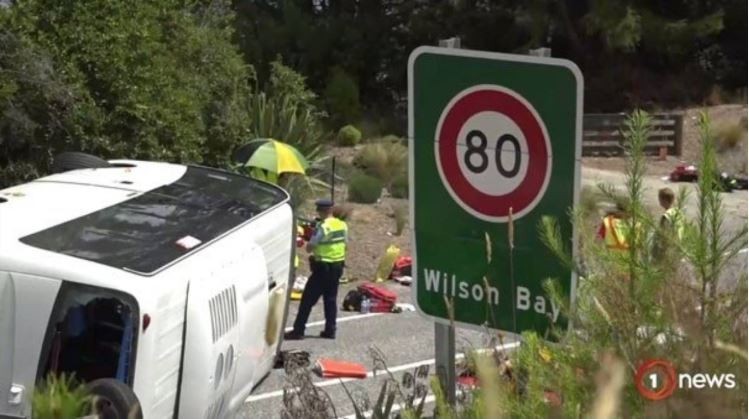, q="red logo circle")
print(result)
[635,359,678,401]
[435,85,551,222]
